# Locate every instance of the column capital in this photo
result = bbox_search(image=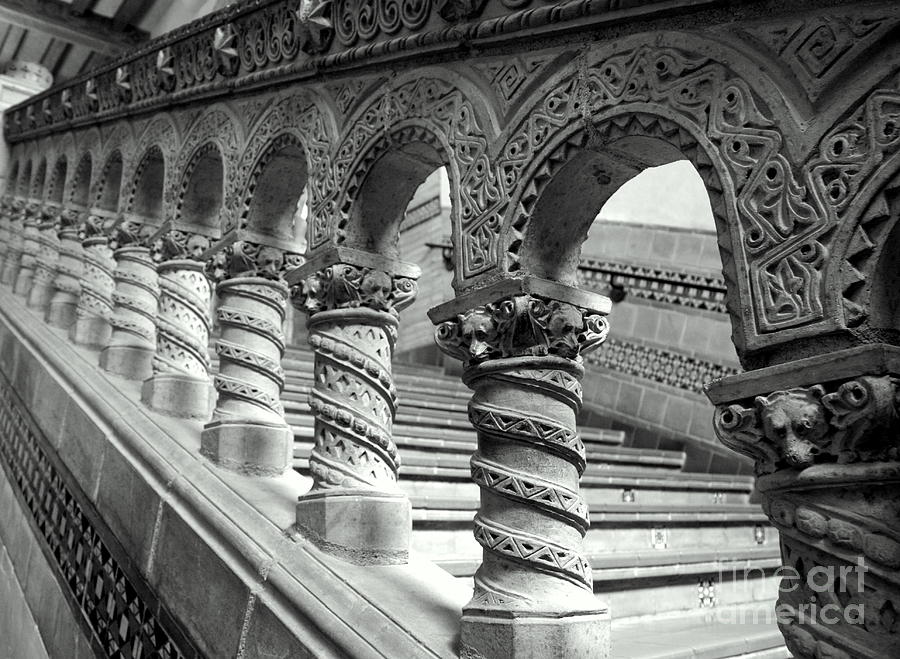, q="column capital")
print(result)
[108,213,161,251]
[707,344,900,475]
[287,246,420,317]
[148,228,214,263]
[430,278,610,365]
[204,239,303,284]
